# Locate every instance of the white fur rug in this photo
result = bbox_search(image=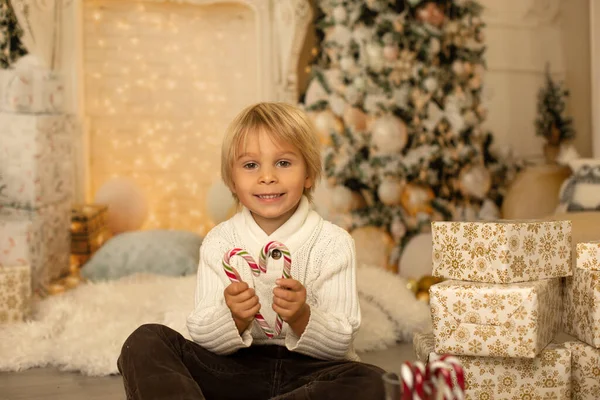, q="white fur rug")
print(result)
[0,265,430,376]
